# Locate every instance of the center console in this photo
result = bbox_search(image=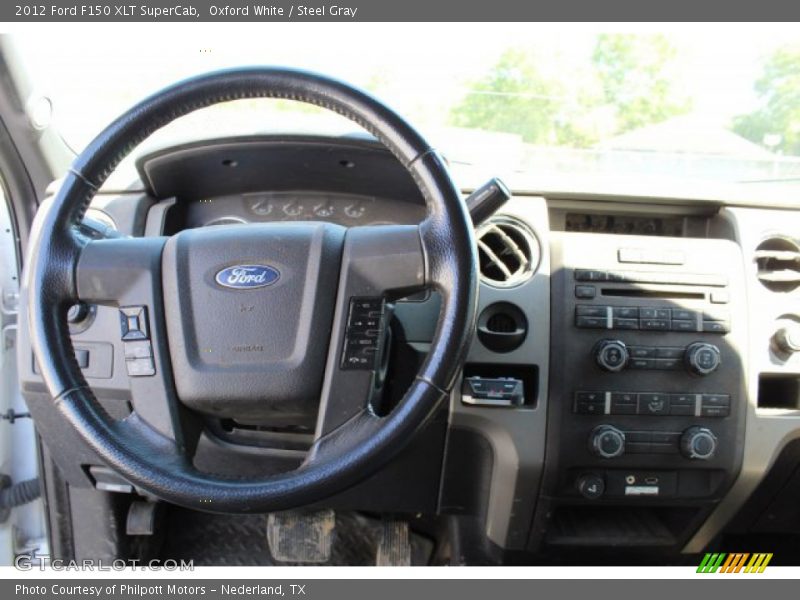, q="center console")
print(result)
[532,232,748,550]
